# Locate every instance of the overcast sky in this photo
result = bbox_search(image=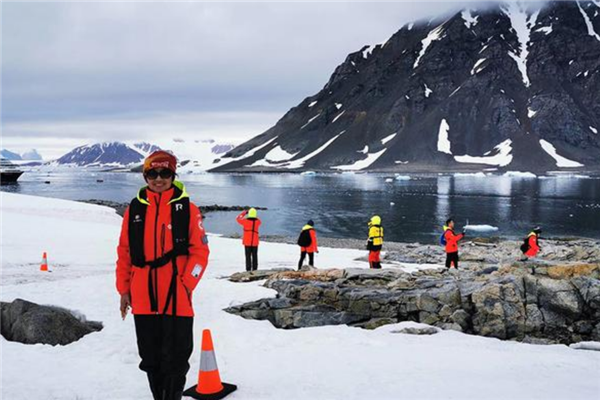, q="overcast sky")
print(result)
[2,1,512,158]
